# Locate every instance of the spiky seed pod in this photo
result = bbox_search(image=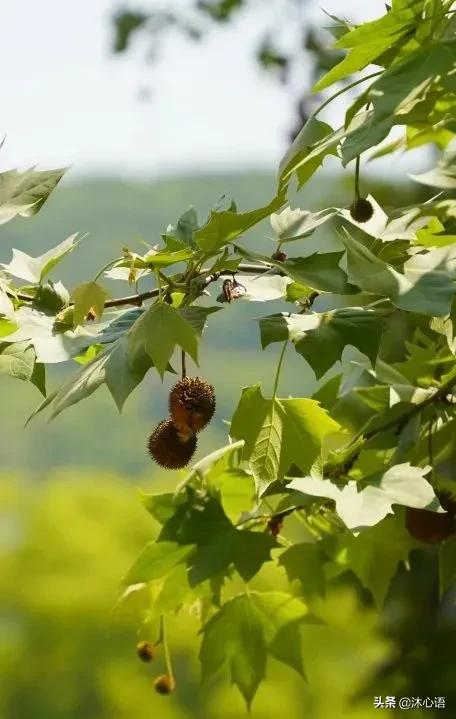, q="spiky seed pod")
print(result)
[136,640,156,663]
[349,197,374,223]
[436,488,456,515]
[154,674,175,695]
[405,507,455,544]
[169,377,216,434]
[147,419,197,469]
[272,250,287,262]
